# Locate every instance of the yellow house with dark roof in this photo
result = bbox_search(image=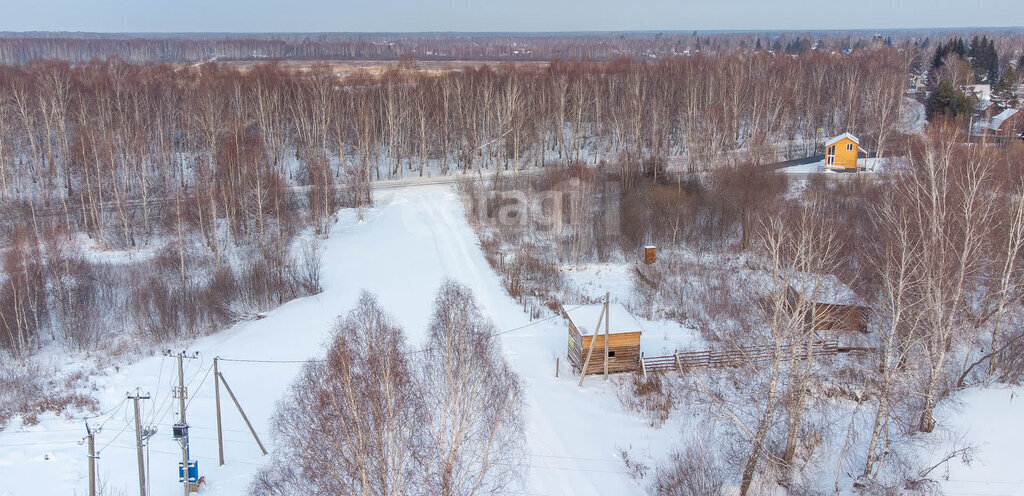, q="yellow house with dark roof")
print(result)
[824,133,866,172]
